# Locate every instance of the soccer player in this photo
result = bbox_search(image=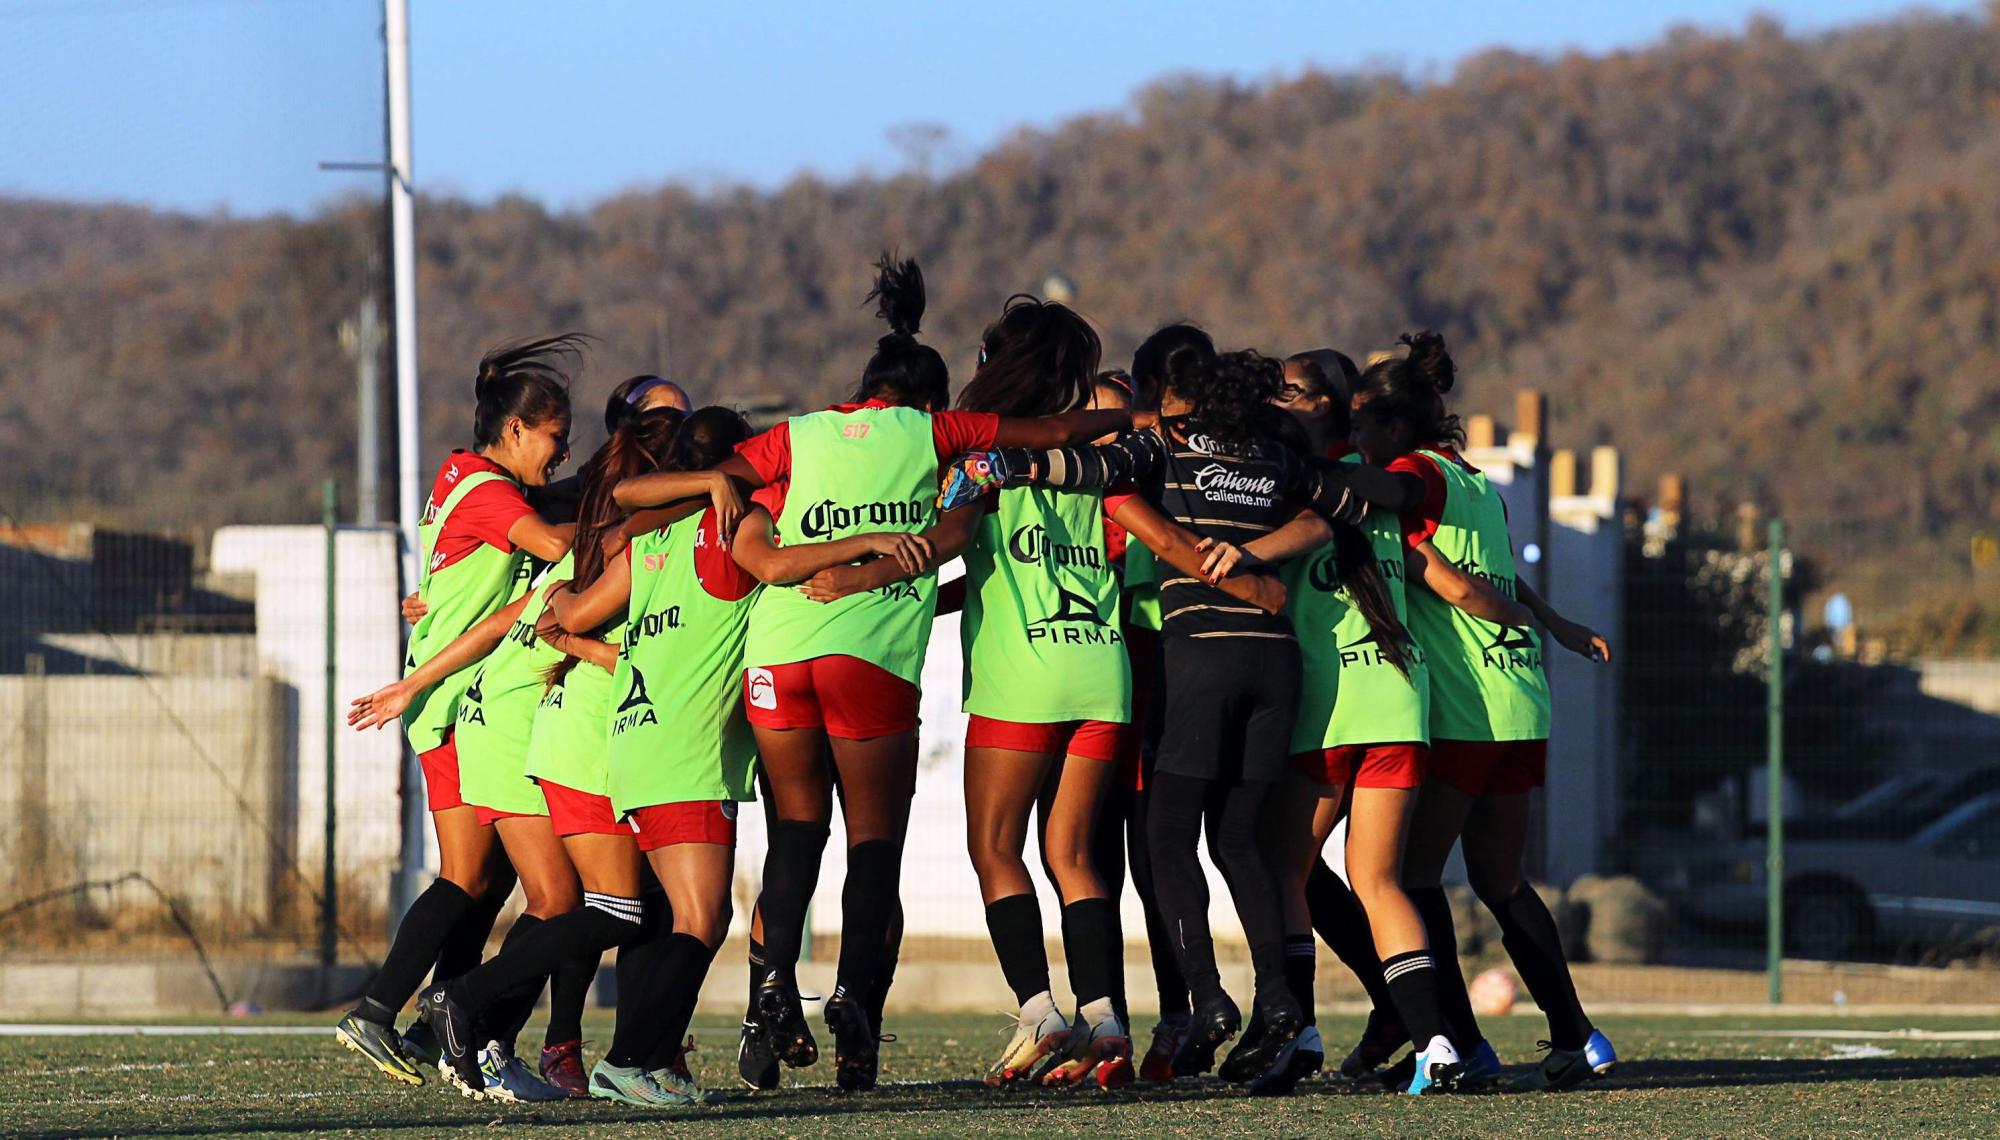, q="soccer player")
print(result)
[991,336,1375,1080]
[1354,332,1617,1091]
[335,336,578,1085]
[617,254,1142,1091]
